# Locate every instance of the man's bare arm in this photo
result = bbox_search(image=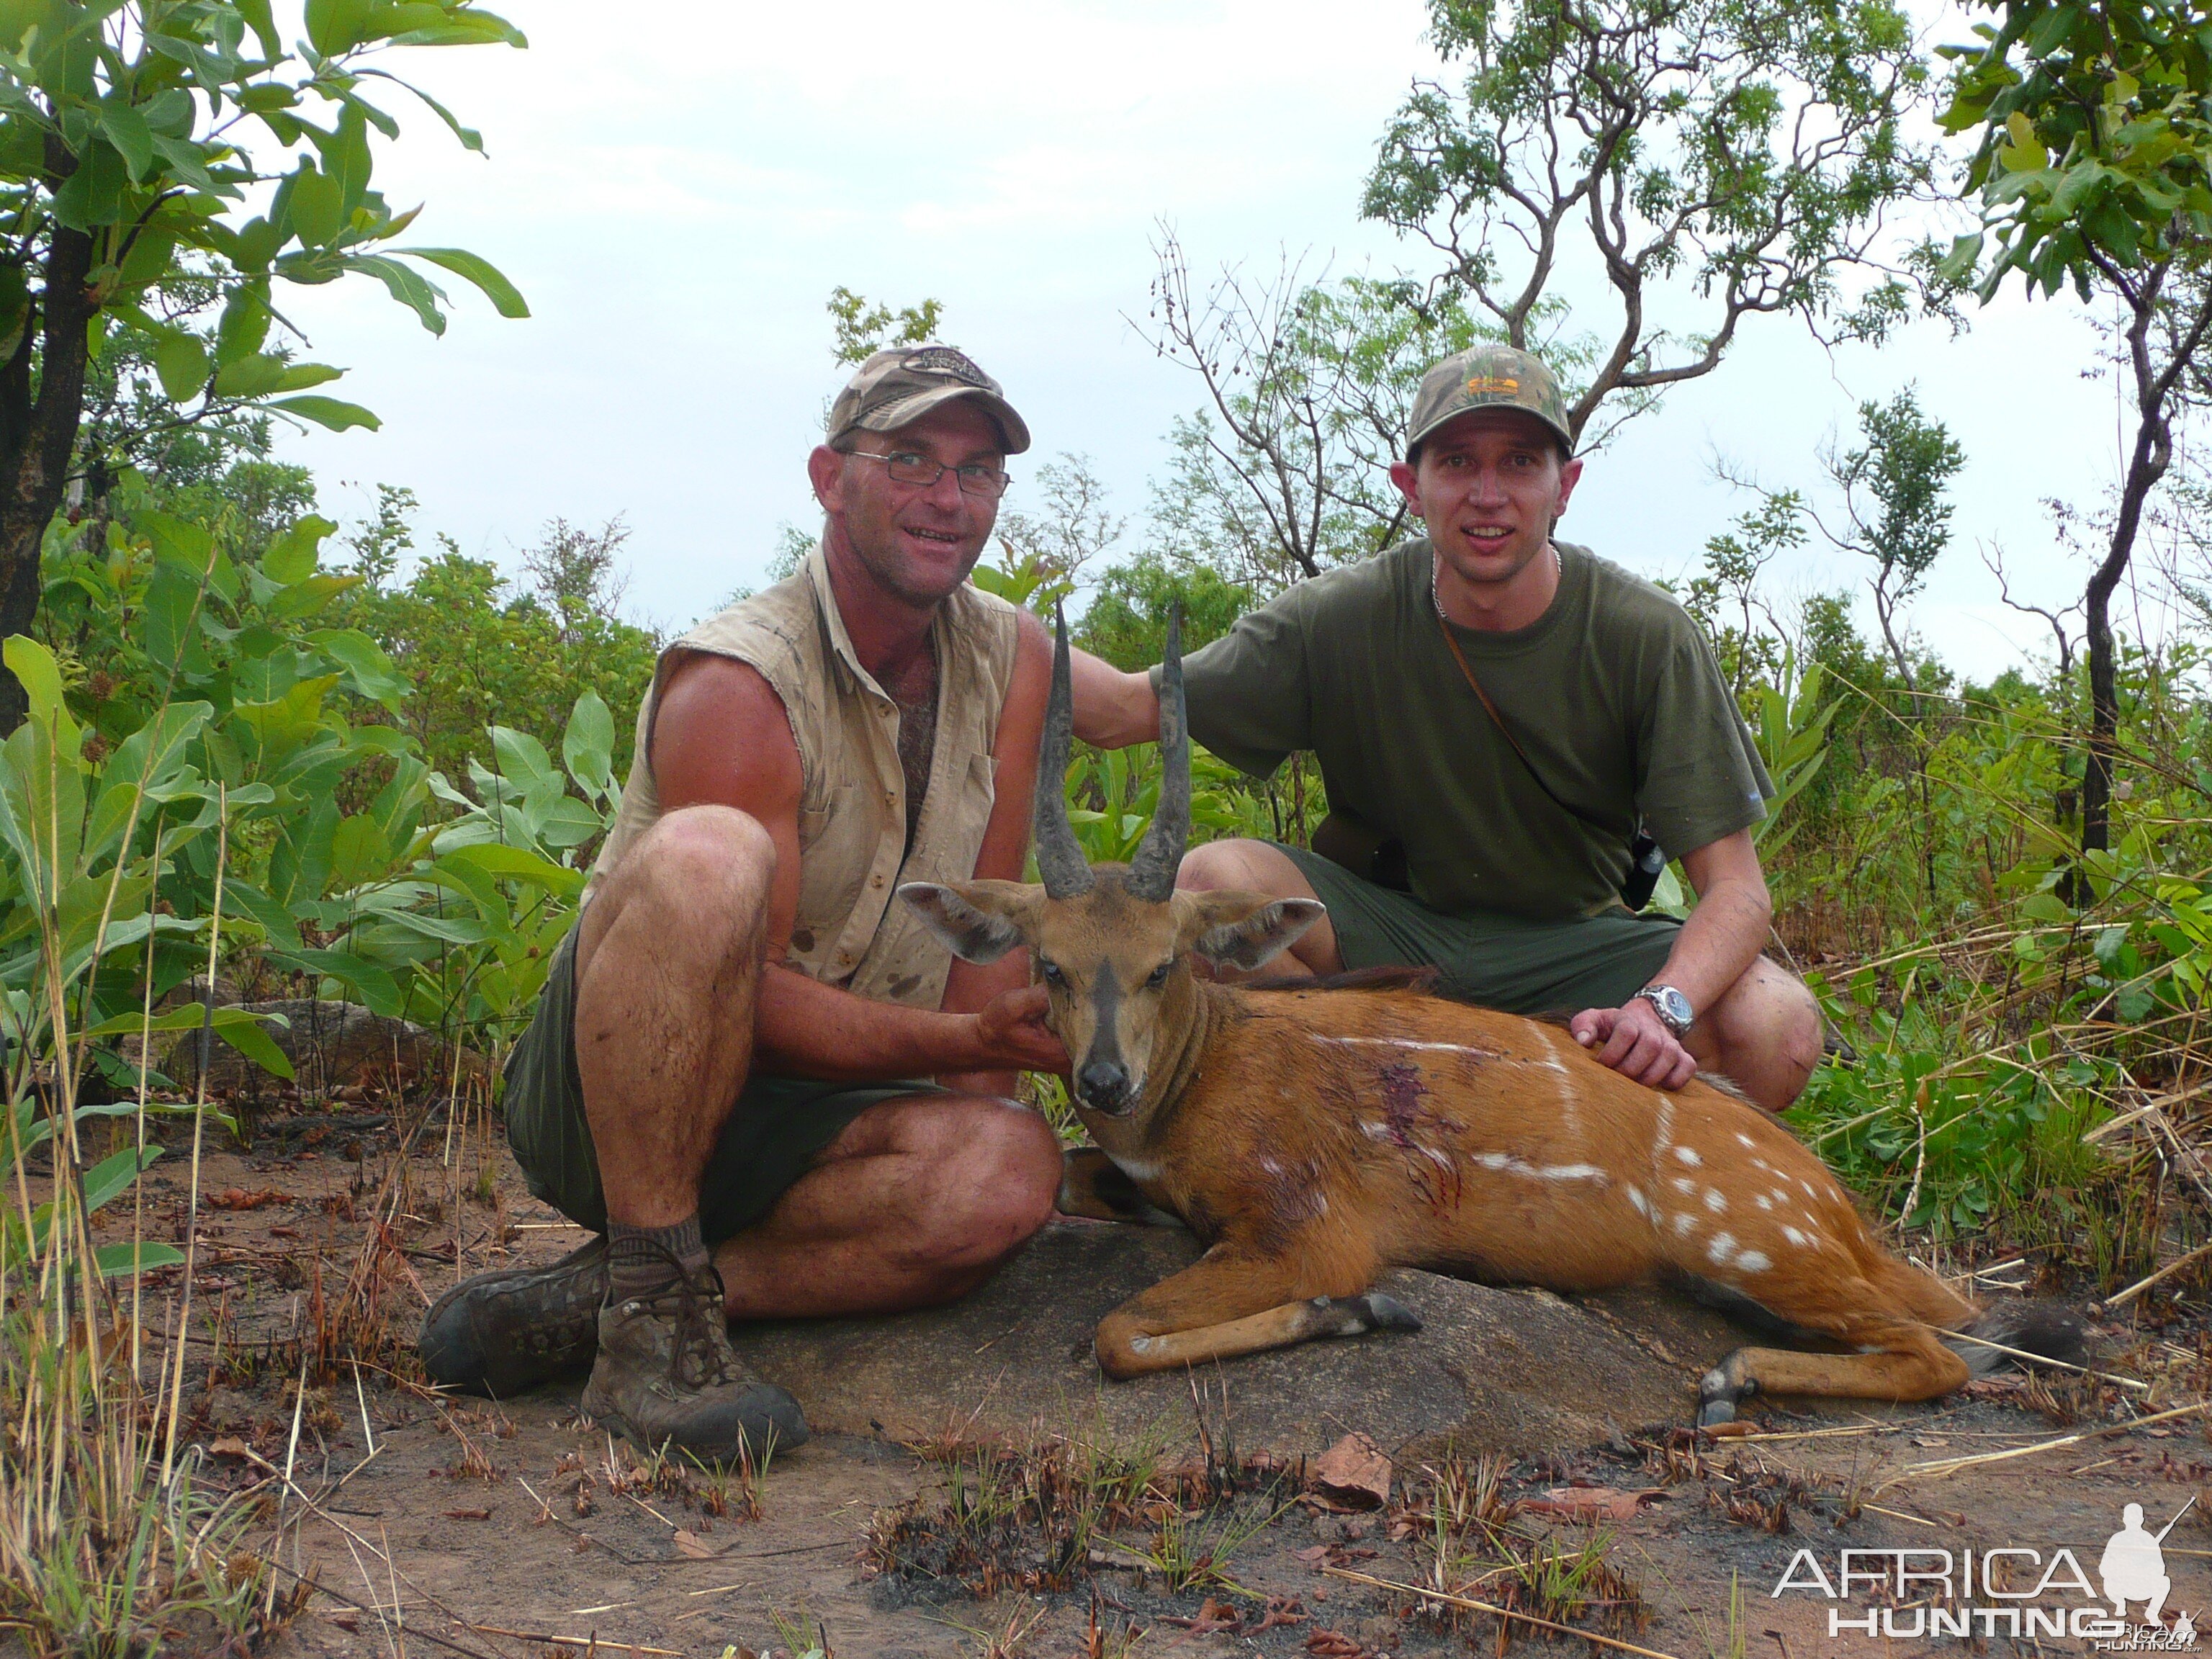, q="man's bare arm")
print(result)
[1070,646,1159,749]
[936,609,1059,1096]
[1570,830,1773,1088]
[651,652,1061,1082]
